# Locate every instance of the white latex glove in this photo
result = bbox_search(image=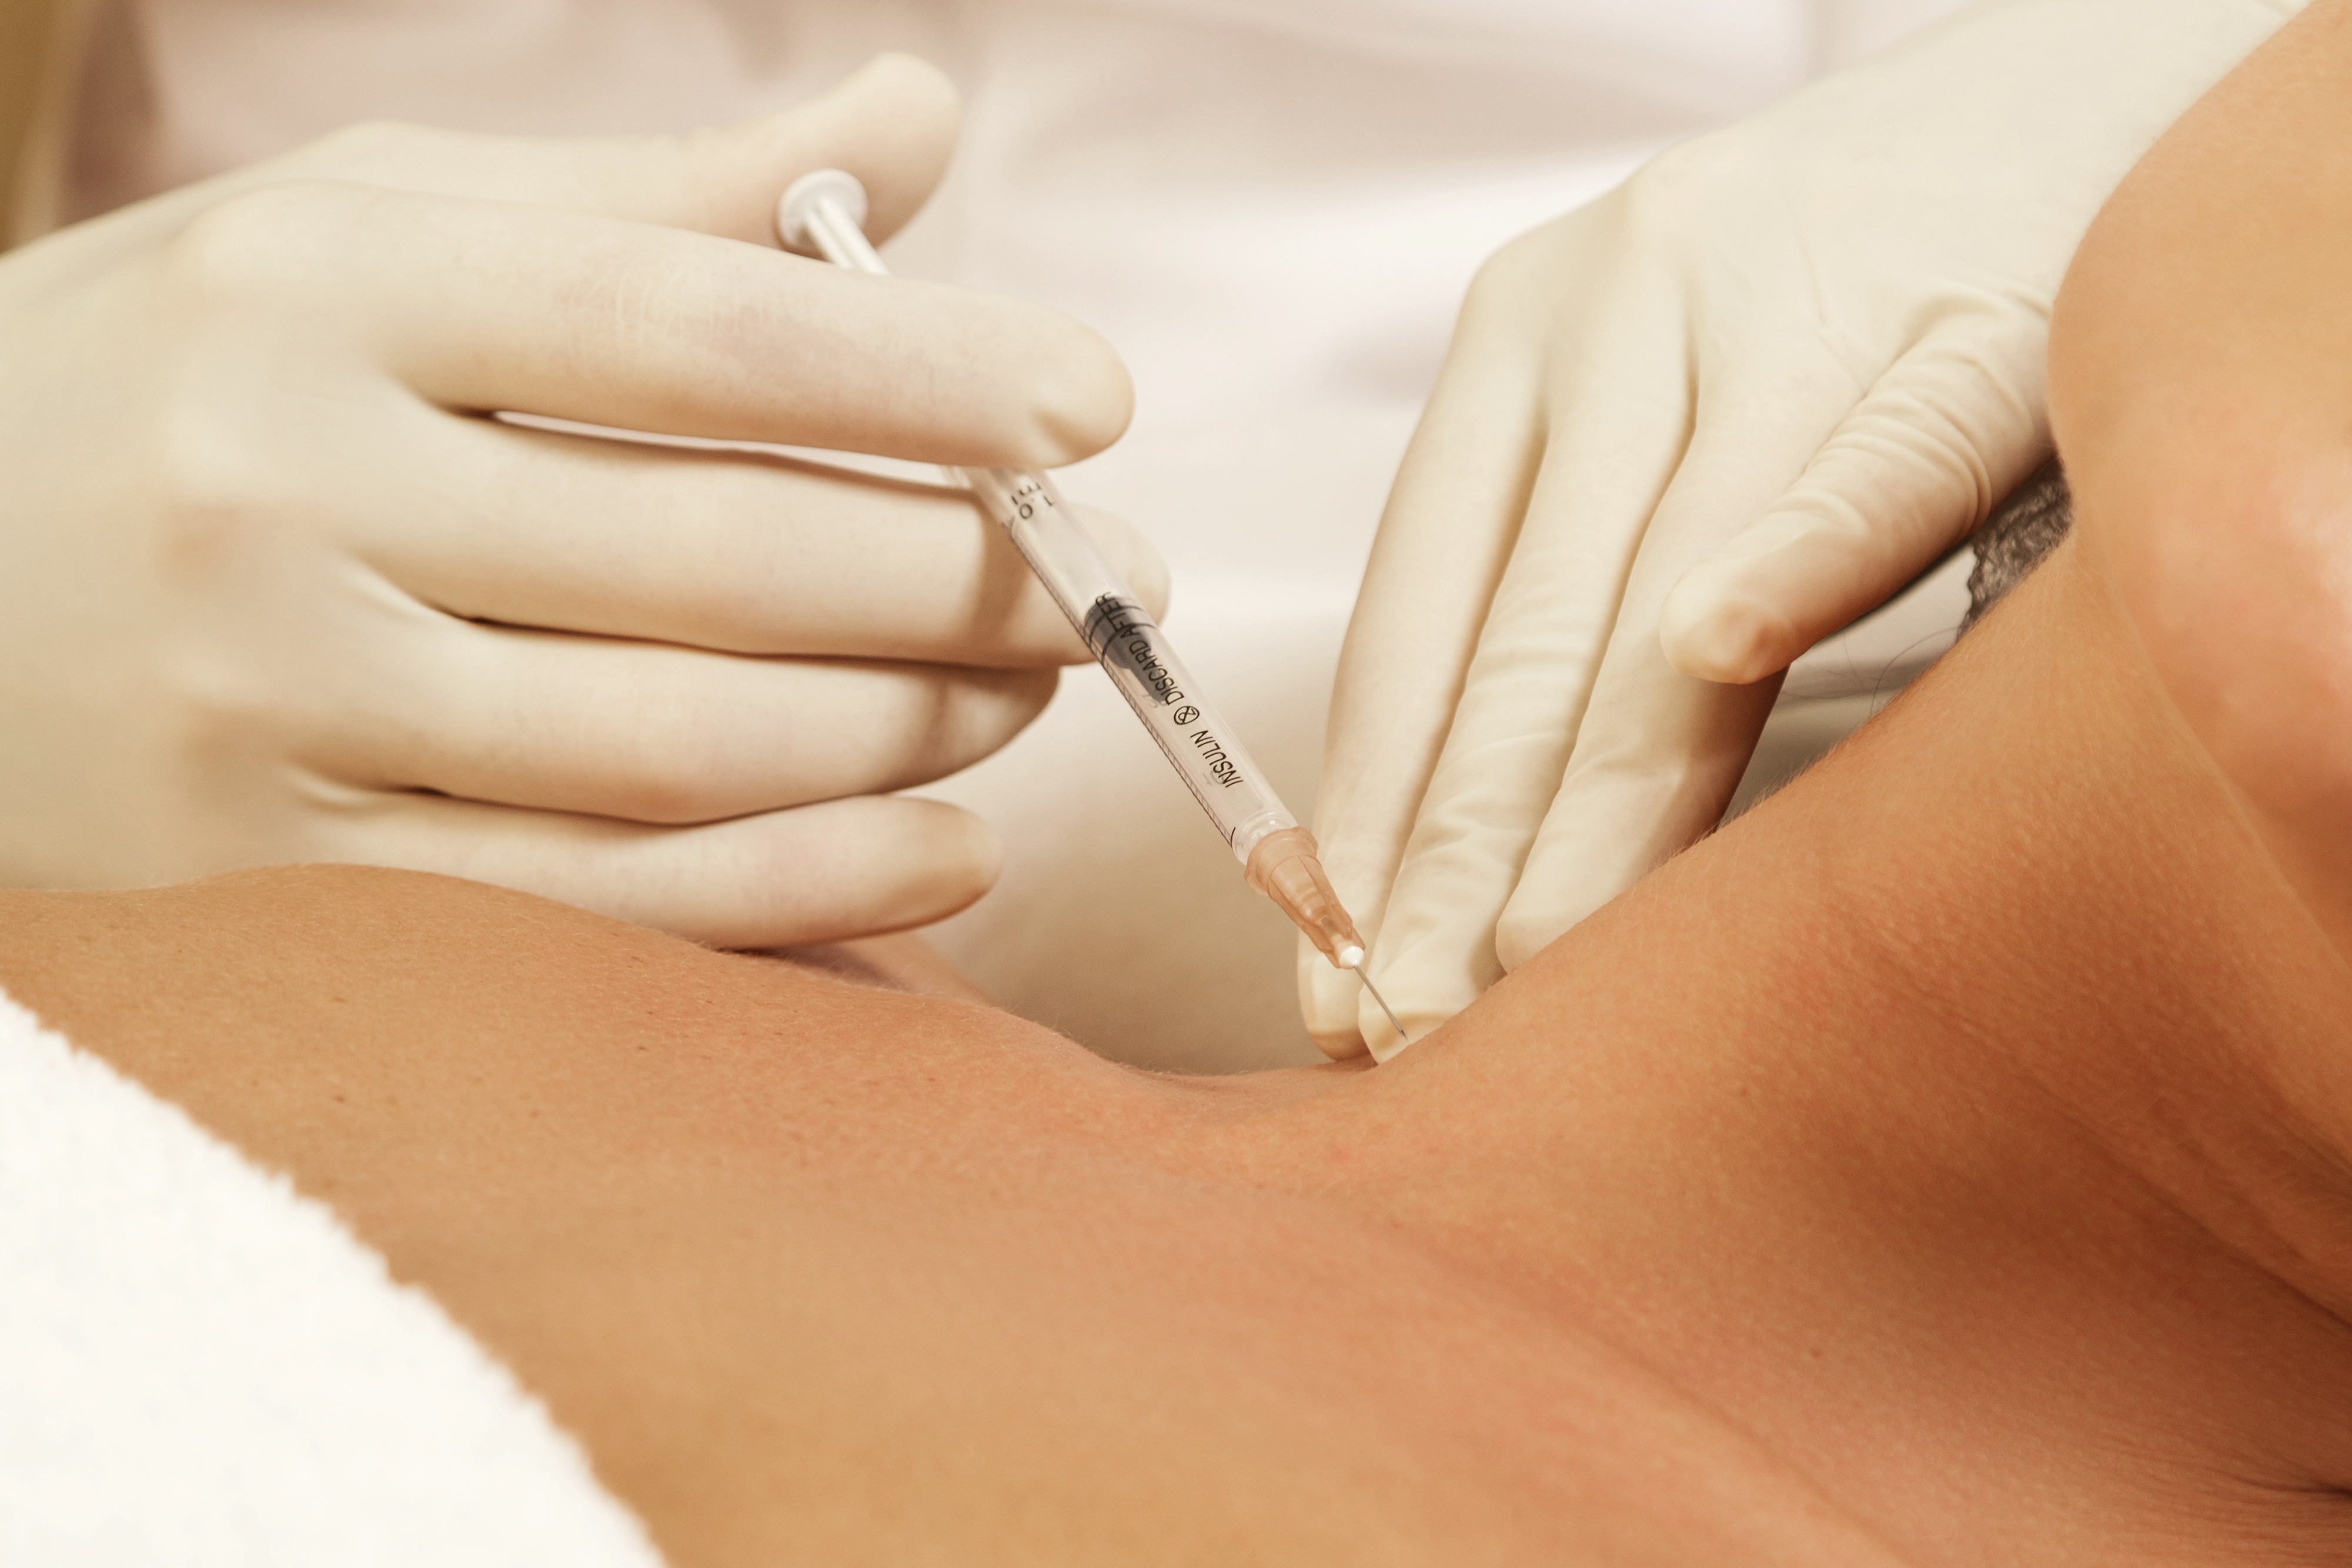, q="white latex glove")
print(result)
[0,55,1162,947]
[1306,0,2301,1059]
